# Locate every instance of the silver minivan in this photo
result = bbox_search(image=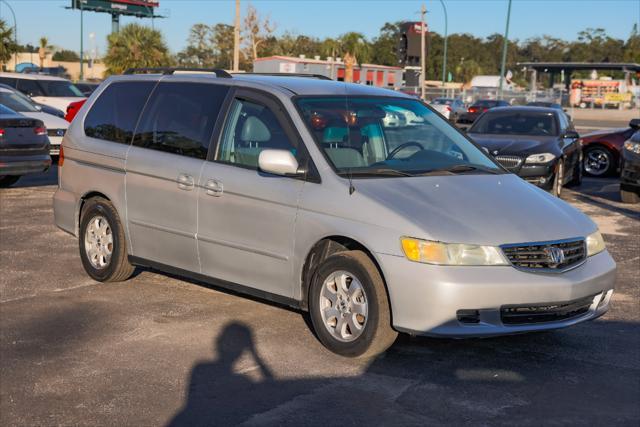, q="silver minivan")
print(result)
[53,69,616,357]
